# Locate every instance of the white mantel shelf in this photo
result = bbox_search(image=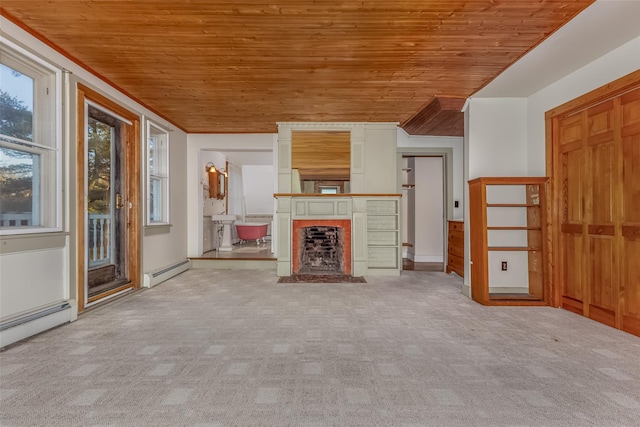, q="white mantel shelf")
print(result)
[274,193,402,198]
